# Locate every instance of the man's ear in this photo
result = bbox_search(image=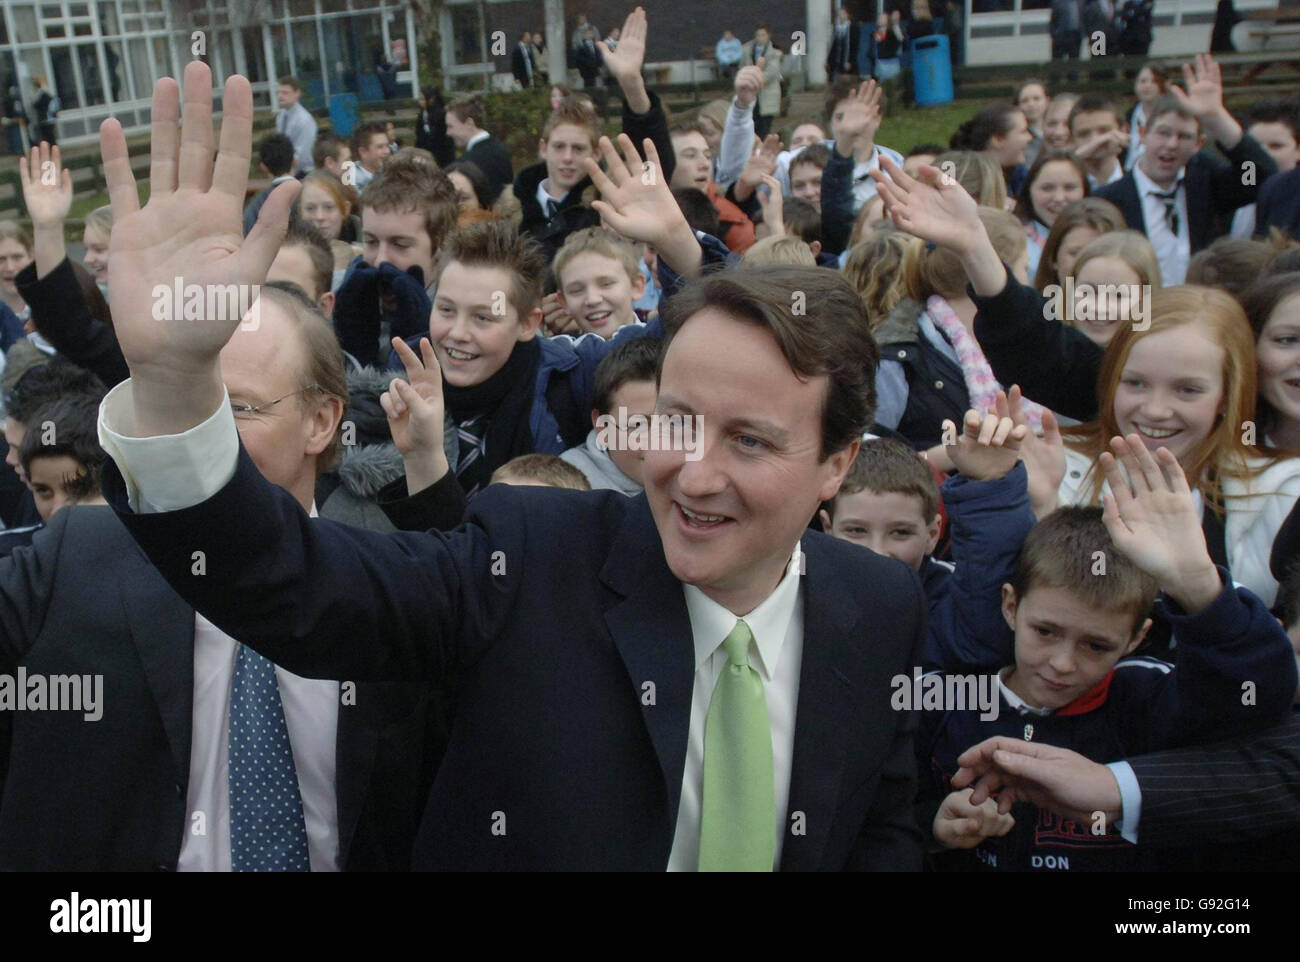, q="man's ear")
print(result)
[630,269,646,299]
[1001,583,1018,633]
[305,393,345,459]
[317,291,335,318]
[538,137,549,161]
[818,507,833,533]
[816,438,861,503]
[517,305,545,341]
[809,240,822,258]
[1124,617,1153,656]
